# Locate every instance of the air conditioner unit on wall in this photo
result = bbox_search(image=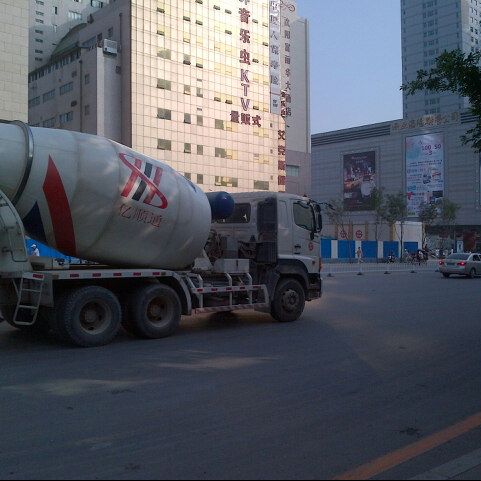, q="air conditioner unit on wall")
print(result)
[102,39,118,56]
